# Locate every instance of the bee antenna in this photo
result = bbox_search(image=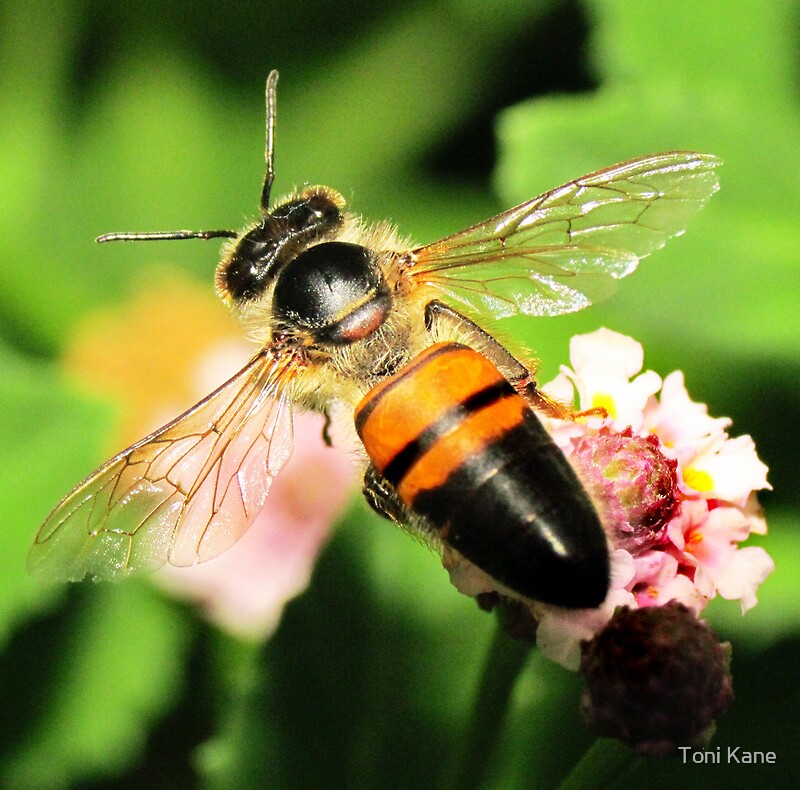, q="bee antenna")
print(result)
[96,229,238,244]
[97,72,281,245]
[260,69,279,212]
